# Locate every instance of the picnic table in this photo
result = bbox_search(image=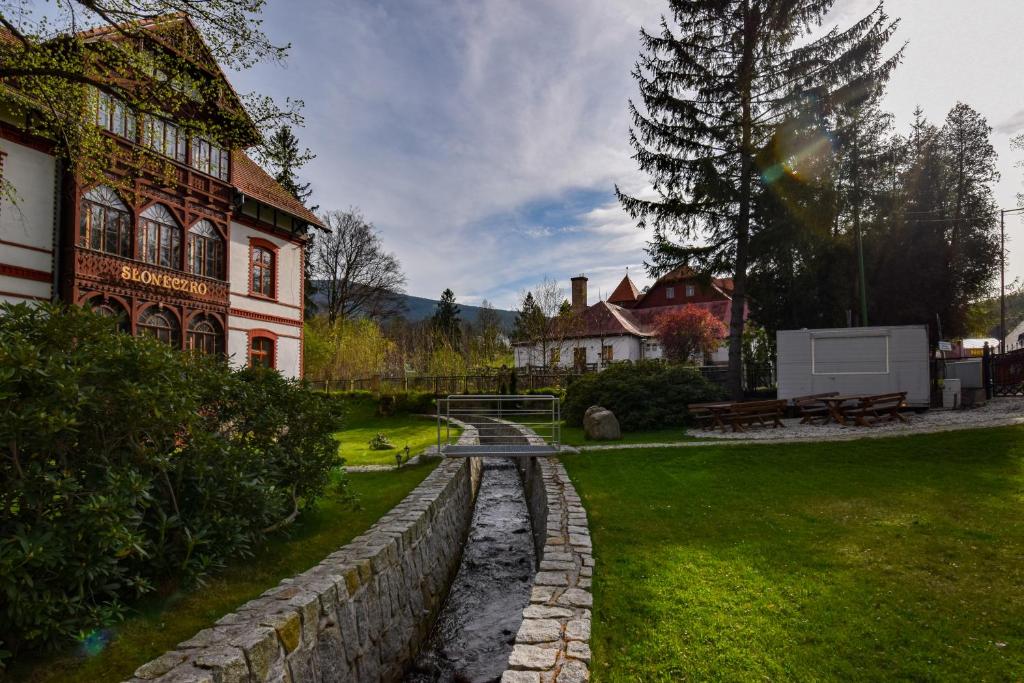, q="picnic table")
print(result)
[820,395,867,426]
[821,393,909,427]
[689,400,786,433]
[688,402,736,432]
